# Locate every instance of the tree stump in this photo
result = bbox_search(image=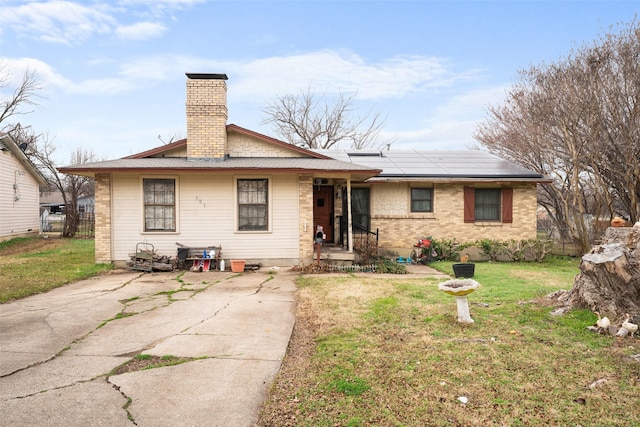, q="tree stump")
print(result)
[555,227,640,317]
